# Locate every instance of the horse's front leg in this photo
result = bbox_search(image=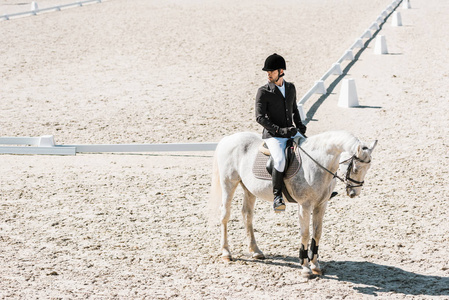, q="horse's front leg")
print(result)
[310,201,328,276]
[298,204,312,277]
[241,186,264,259]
